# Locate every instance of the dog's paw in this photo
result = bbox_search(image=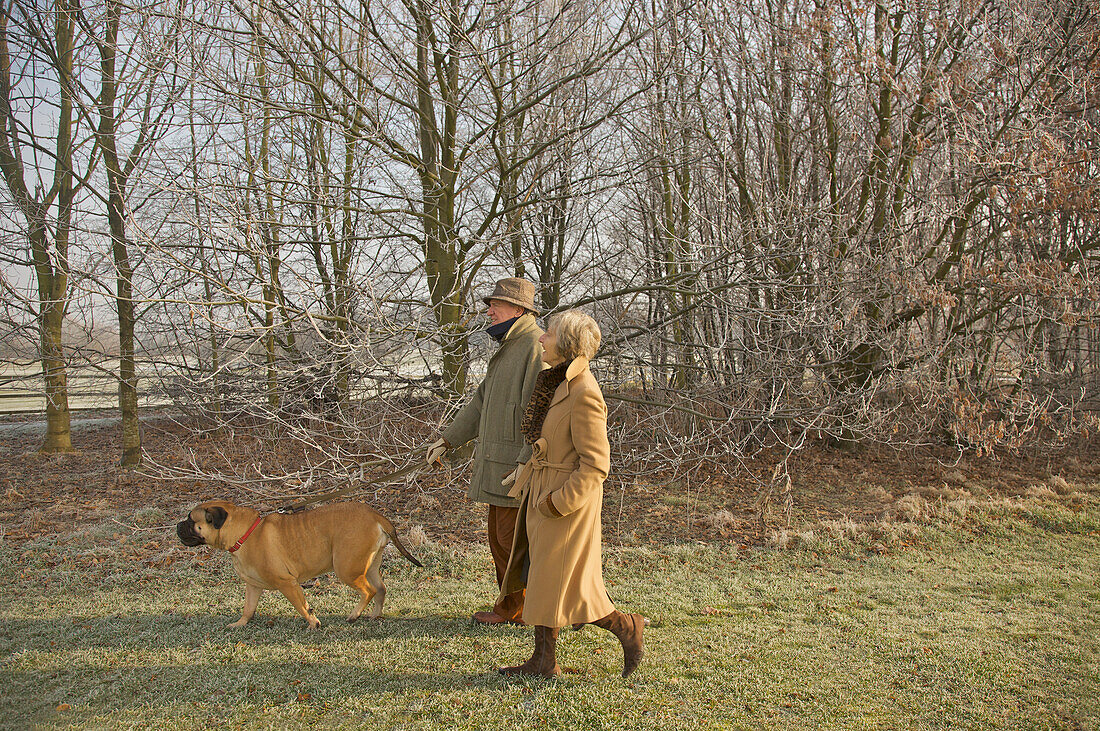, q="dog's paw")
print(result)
[227,618,249,628]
